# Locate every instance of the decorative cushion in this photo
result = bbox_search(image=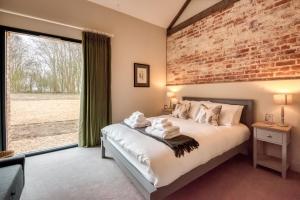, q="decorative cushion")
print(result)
[205,102,244,126]
[187,101,212,120]
[172,101,191,119]
[195,104,222,126]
